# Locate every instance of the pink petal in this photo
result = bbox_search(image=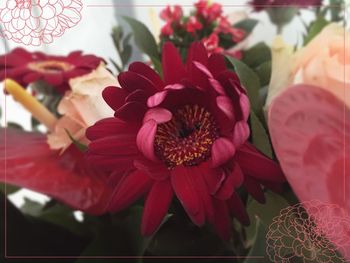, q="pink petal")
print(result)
[109,170,152,212]
[136,120,158,161]
[233,121,250,147]
[141,179,173,236]
[193,61,213,78]
[211,138,236,168]
[147,90,169,108]
[216,96,235,121]
[143,108,173,124]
